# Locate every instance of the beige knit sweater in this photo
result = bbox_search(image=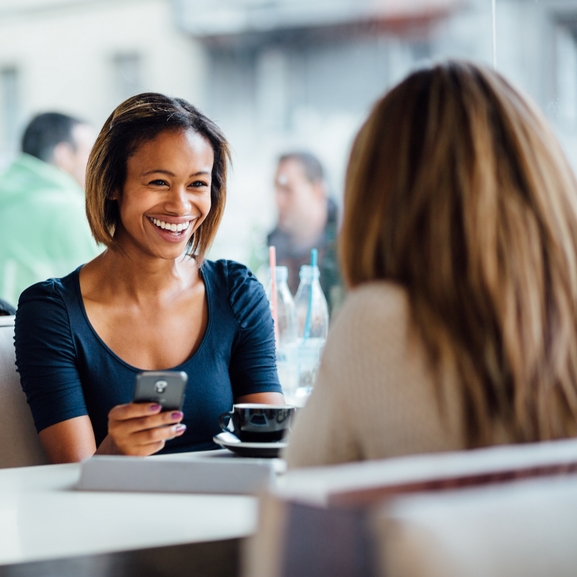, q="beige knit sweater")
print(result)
[284,282,472,469]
